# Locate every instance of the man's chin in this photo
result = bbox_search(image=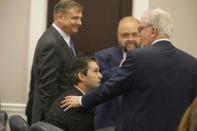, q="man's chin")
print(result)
[71,28,79,34]
[72,30,78,34]
[97,83,101,87]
